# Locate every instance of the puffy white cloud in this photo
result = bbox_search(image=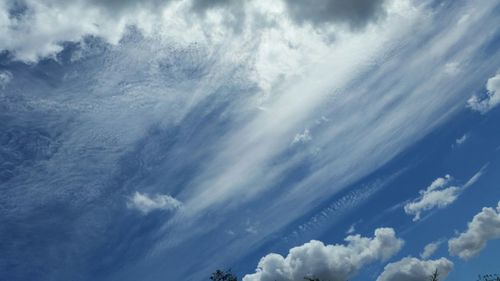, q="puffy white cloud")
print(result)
[127,192,181,214]
[468,73,500,114]
[448,201,500,259]
[420,241,442,259]
[243,228,403,281]
[376,257,453,281]
[404,175,460,221]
